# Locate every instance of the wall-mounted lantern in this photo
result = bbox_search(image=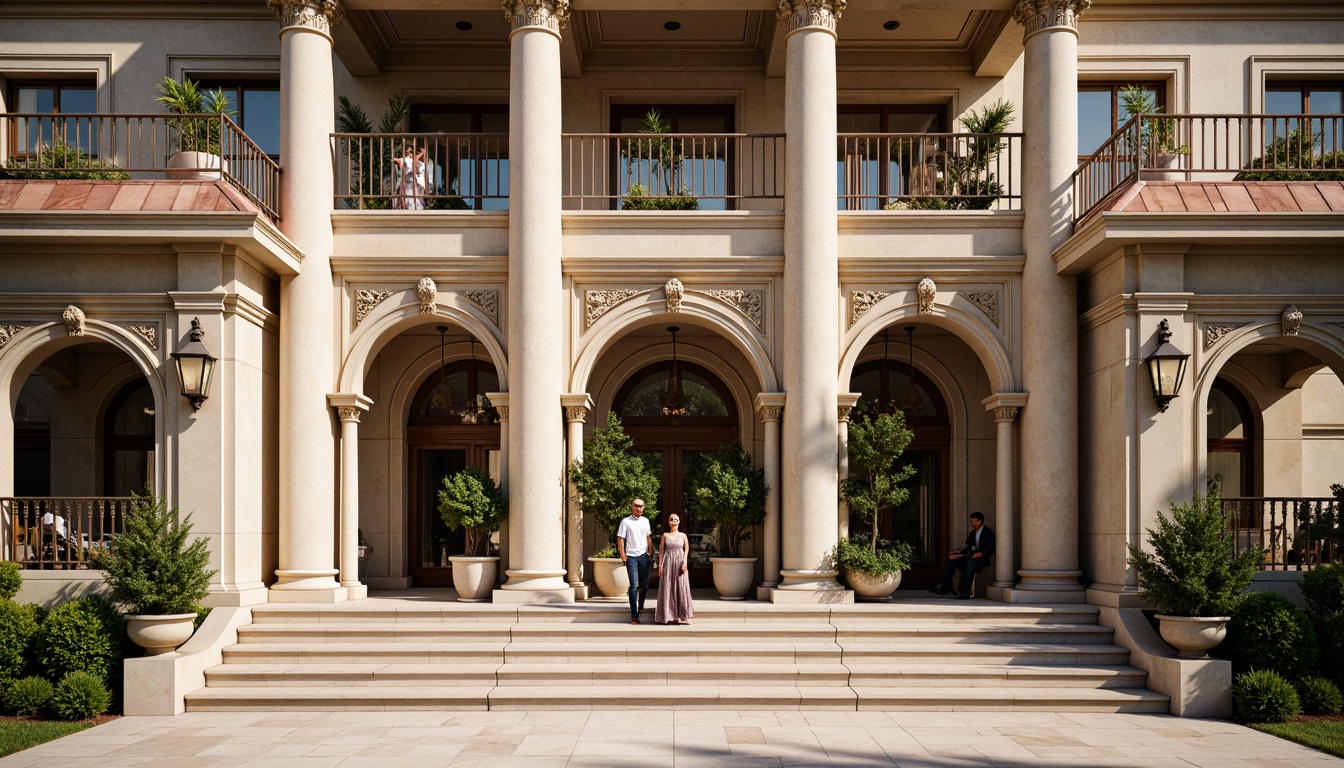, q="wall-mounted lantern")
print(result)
[171,317,216,412]
[1145,318,1189,413]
